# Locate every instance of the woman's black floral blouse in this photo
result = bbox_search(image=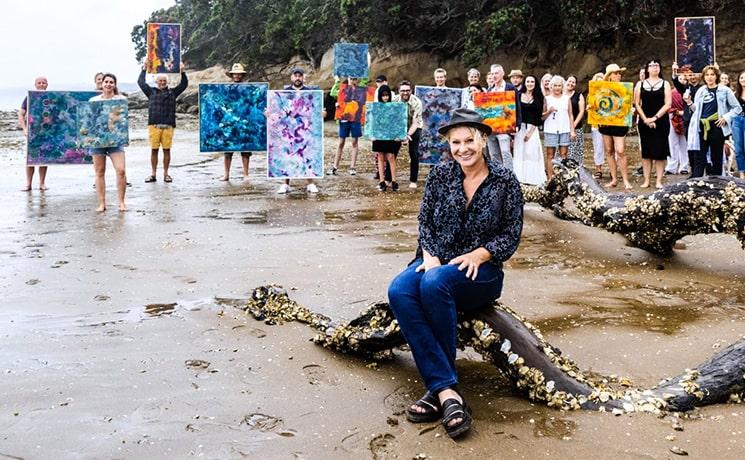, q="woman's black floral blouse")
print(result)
[415,159,524,267]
